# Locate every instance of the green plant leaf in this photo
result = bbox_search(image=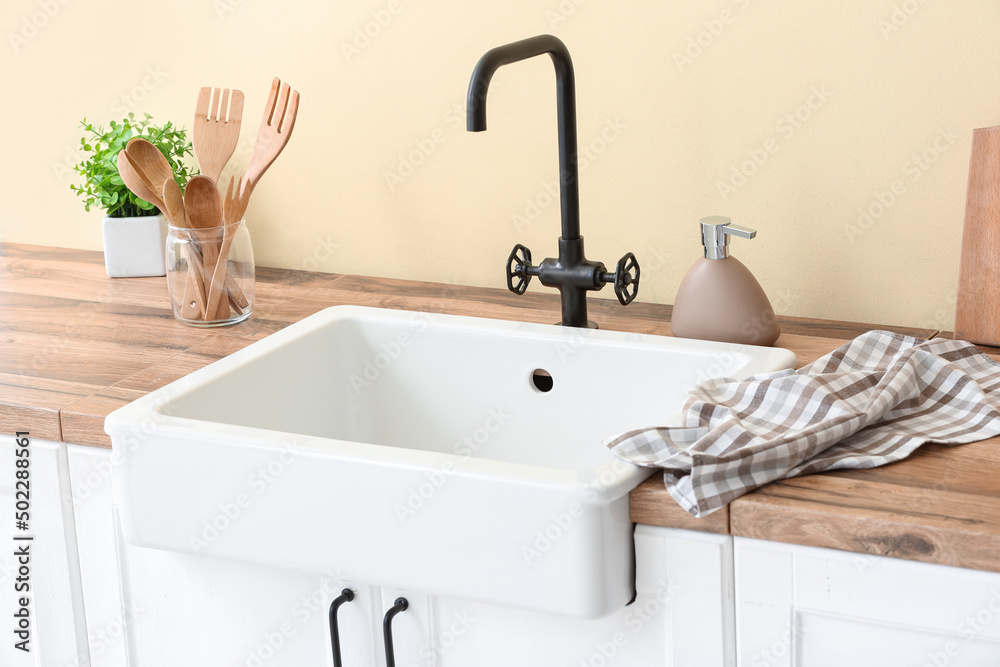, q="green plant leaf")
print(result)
[70,112,193,217]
